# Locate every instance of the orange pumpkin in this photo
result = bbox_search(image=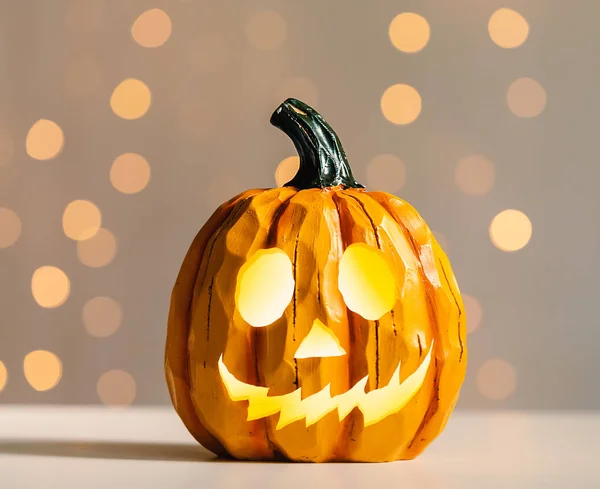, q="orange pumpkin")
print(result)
[165,99,466,462]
